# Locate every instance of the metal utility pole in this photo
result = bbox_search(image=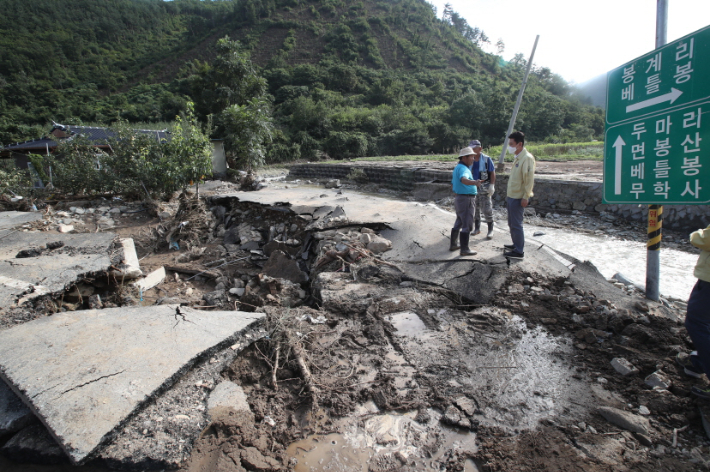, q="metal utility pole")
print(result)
[646,0,667,301]
[496,35,540,172]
